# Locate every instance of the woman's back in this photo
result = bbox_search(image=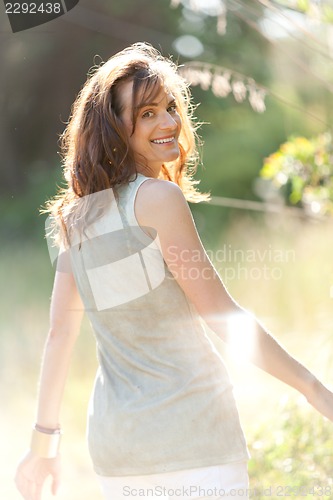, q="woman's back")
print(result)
[67,173,249,476]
